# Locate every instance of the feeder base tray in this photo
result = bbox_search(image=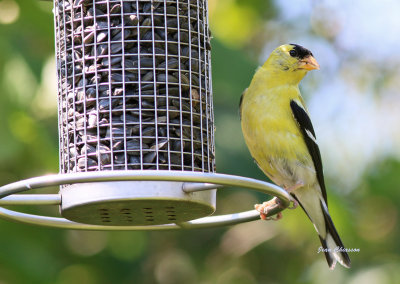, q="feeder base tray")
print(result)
[60,181,216,226]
